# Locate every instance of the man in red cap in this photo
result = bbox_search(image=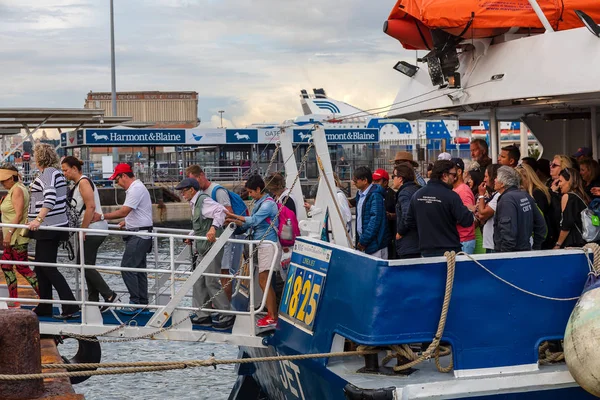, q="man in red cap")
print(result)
[372,168,397,258]
[92,163,153,310]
